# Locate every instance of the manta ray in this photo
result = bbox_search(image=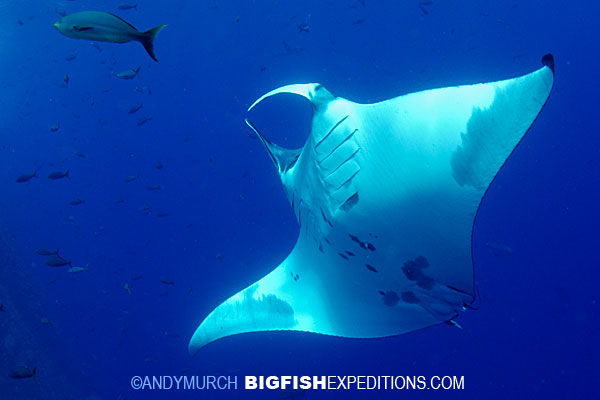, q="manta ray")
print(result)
[189,54,555,354]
